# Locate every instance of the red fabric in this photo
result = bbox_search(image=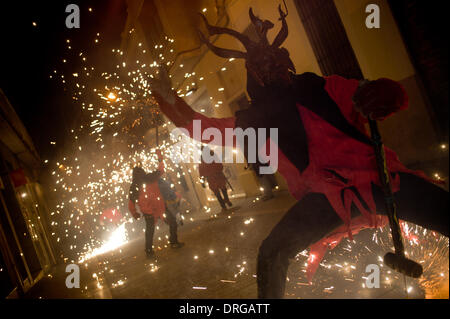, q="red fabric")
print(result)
[101,208,122,224]
[295,75,437,279]
[128,160,166,220]
[306,217,424,283]
[158,96,235,143]
[153,93,195,127]
[158,74,438,280]
[128,182,166,220]
[10,169,28,188]
[199,162,227,193]
[306,215,389,283]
